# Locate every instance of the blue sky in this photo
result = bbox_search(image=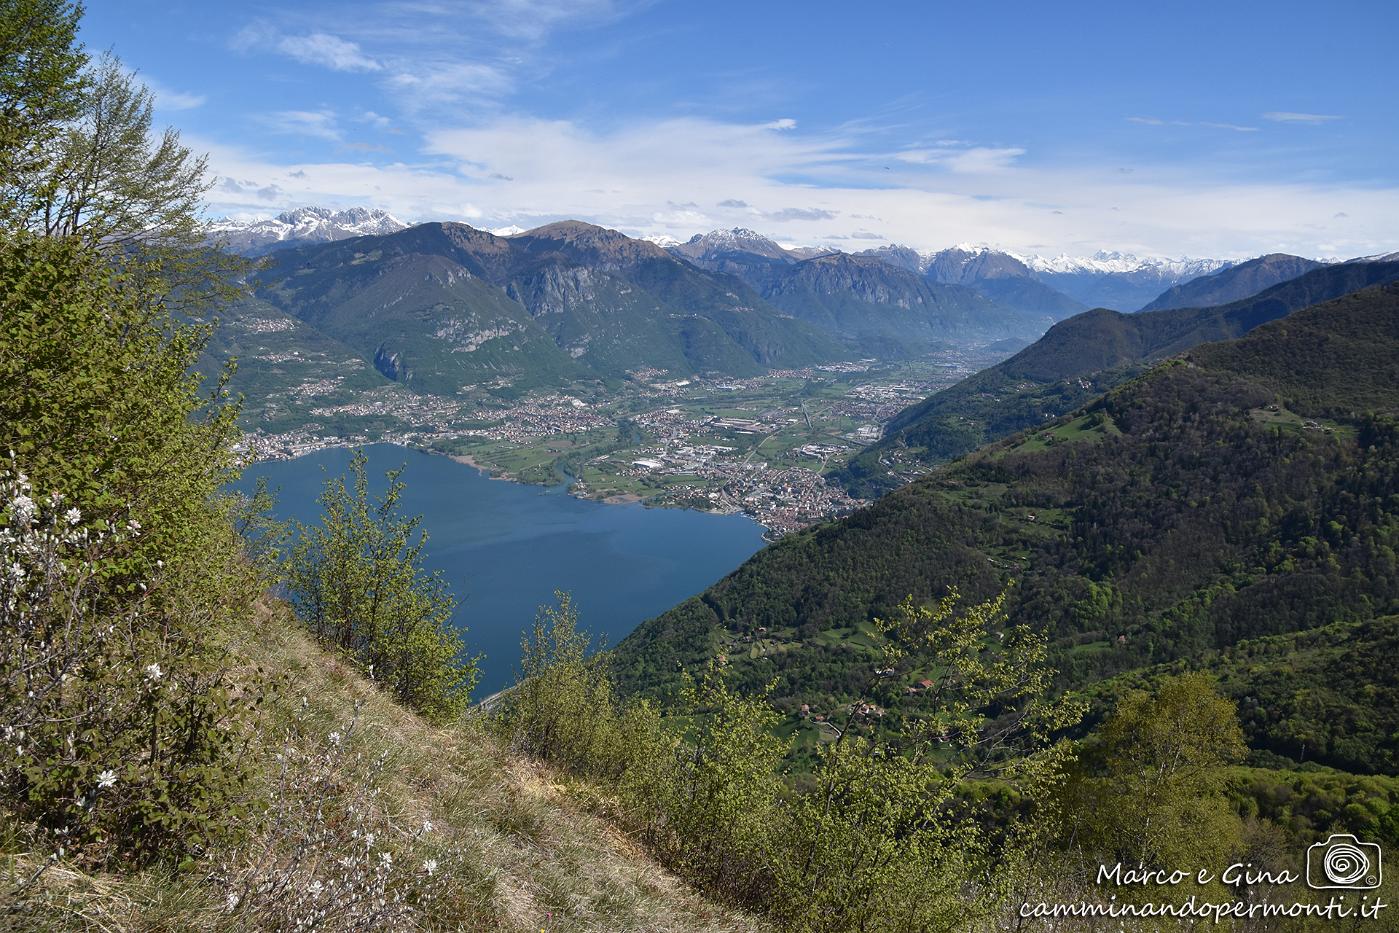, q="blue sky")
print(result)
[82,0,1398,258]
